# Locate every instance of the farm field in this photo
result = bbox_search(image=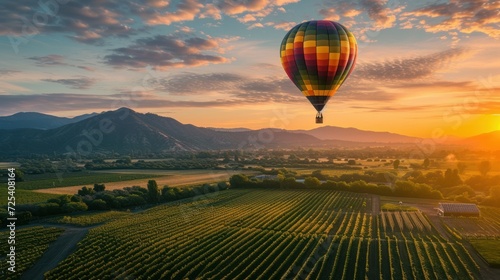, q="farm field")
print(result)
[0,189,60,207]
[0,172,162,205]
[442,206,500,269]
[468,240,500,268]
[35,169,256,195]
[17,172,163,190]
[48,211,134,227]
[443,207,500,238]
[44,189,483,279]
[0,226,64,279]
